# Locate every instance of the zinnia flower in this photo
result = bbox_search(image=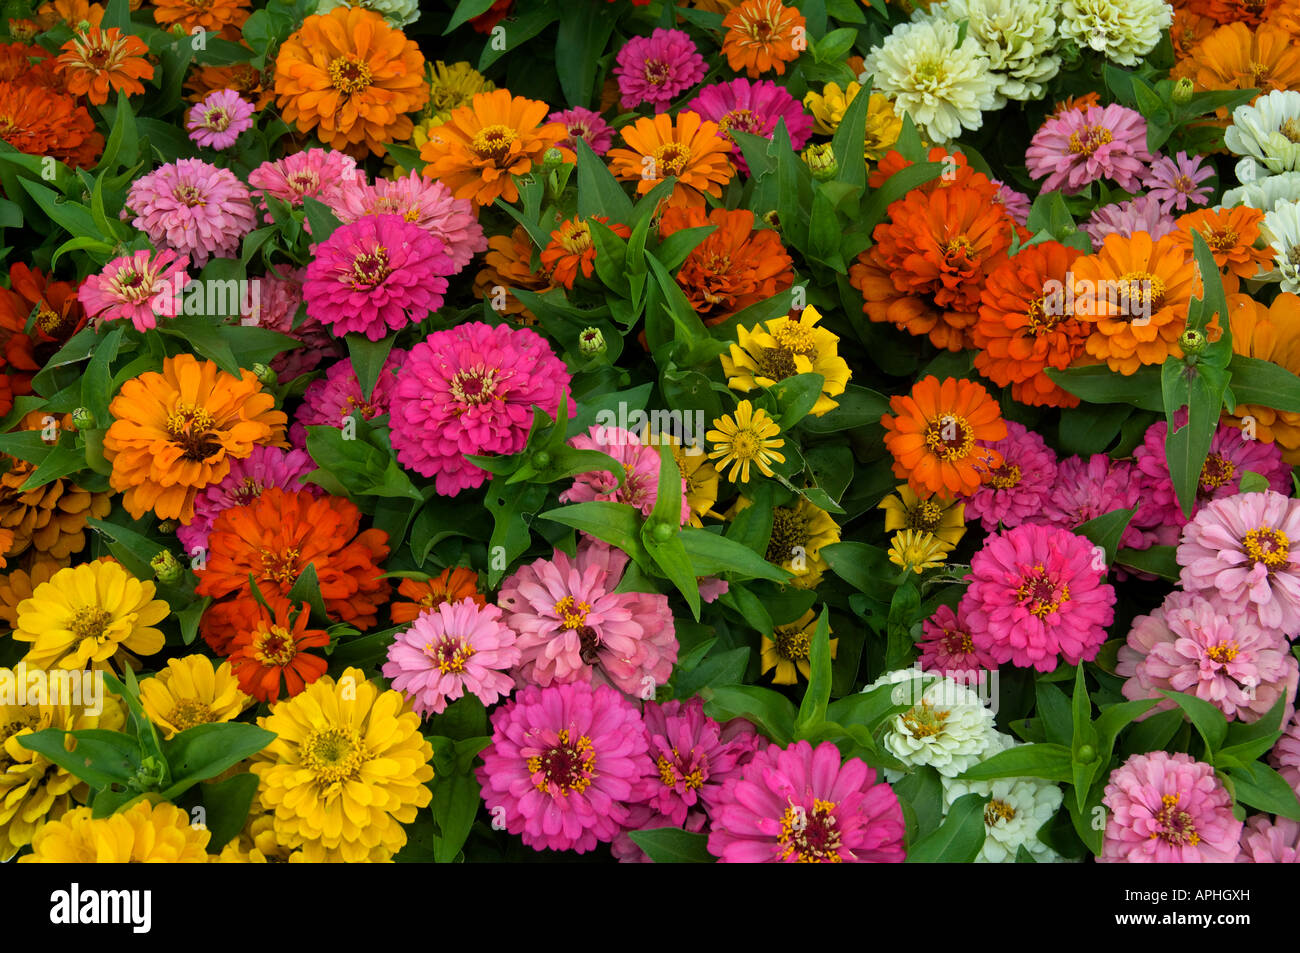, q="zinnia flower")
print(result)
[1100,751,1242,862]
[539,216,631,290]
[1271,709,1300,793]
[687,78,812,174]
[964,421,1058,532]
[879,485,967,552]
[961,522,1117,672]
[153,0,249,31]
[607,110,736,210]
[1238,815,1300,862]
[918,603,999,676]
[20,800,210,863]
[881,376,1006,499]
[177,445,317,556]
[426,60,494,122]
[251,666,434,862]
[76,249,190,333]
[123,158,258,267]
[1220,292,1300,461]
[721,305,850,416]
[247,148,361,220]
[1059,0,1171,65]
[387,322,572,496]
[662,205,794,322]
[476,681,651,853]
[390,567,485,624]
[560,425,689,522]
[186,88,255,150]
[1080,194,1177,246]
[56,25,152,105]
[721,0,805,77]
[707,740,906,863]
[1171,207,1272,295]
[228,597,331,703]
[1144,151,1215,212]
[139,654,252,738]
[1174,24,1300,116]
[295,349,403,432]
[761,610,839,684]
[1225,89,1300,177]
[1042,454,1151,548]
[614,27,707,112]
[1026,104,1153,194]
[707,400,786,483]
[383,598,520,716]
[0,80,102,168]
[867,668,1002,776]
[1264,200,1300,293]
[804,83,901,160]
[548,106,614,155]
[888,529,950,574]
[942,770,1065,863]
